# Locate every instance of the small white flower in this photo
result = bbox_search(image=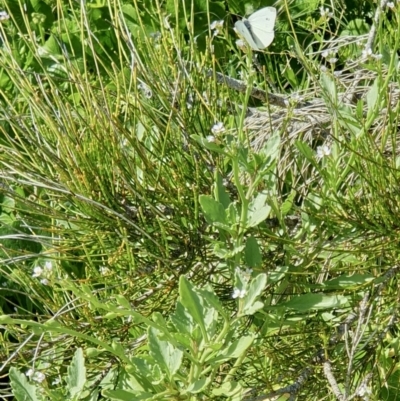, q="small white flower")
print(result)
[232,288,246,299]
[387,2,395,8]
[26,369,34,377]
[245,268,253,276]
[210,20,224,36]
[0,11,9,21]
[211,121,225,135]
[32,371,46,383]
[235,39,247,51]
[361,48,373,58]
[321,50,330,58]
[333,70,343,77]
[206,135,216,143]
[316,144,331,158]
[319,7,333,18]
[52,377,61,385]
[210,20,224,31]
[44,261,53,271]
[40,278,49,286]
[327,57,338,64]
[99,266,110,275]
[32,266,43,277]
[320,65,328,72]
[372,53,382,60]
